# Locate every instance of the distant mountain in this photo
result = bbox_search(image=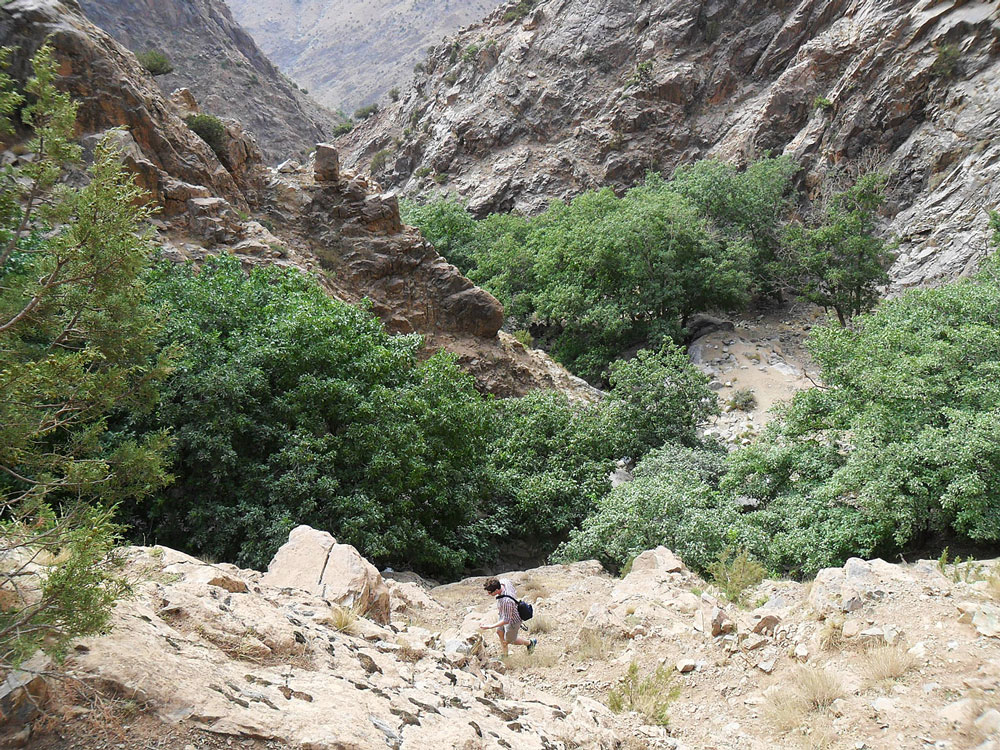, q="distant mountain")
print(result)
[79,0,336,162]
[225,0,499,113]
